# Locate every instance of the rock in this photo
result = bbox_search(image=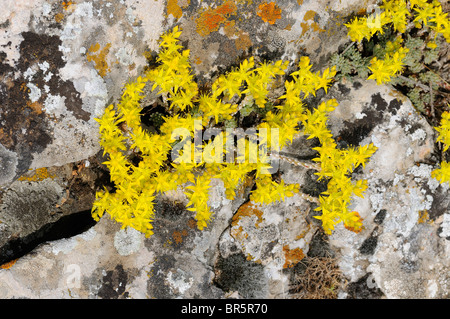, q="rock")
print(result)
[323,80,450,298]
[0,179,242,298]
[170,0,380,83]
[0,179,65,241]
[218,176,316,298]
[0,156,103,264]
[0,0,165,184]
